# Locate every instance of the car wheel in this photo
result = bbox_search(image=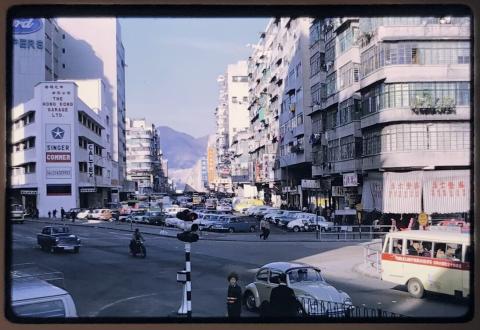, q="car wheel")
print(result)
[320,227,326,232]
[50,246,56,253]
[293,226,300,232]
[407,278,424,298]
[228,227,235,233]
[249,226,255,232]
[74,247,80,253]
[244,291,257,311]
